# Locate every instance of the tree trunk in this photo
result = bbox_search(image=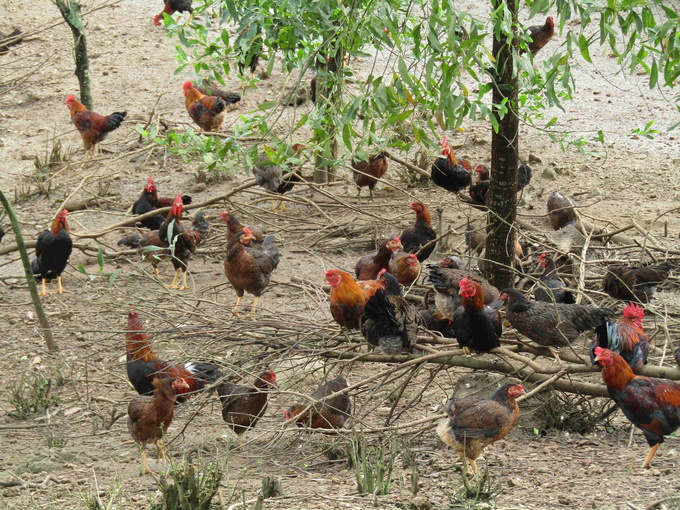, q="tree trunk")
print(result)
[55,0,93,110]
[486,0,519,290]
[313,46,344,184]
